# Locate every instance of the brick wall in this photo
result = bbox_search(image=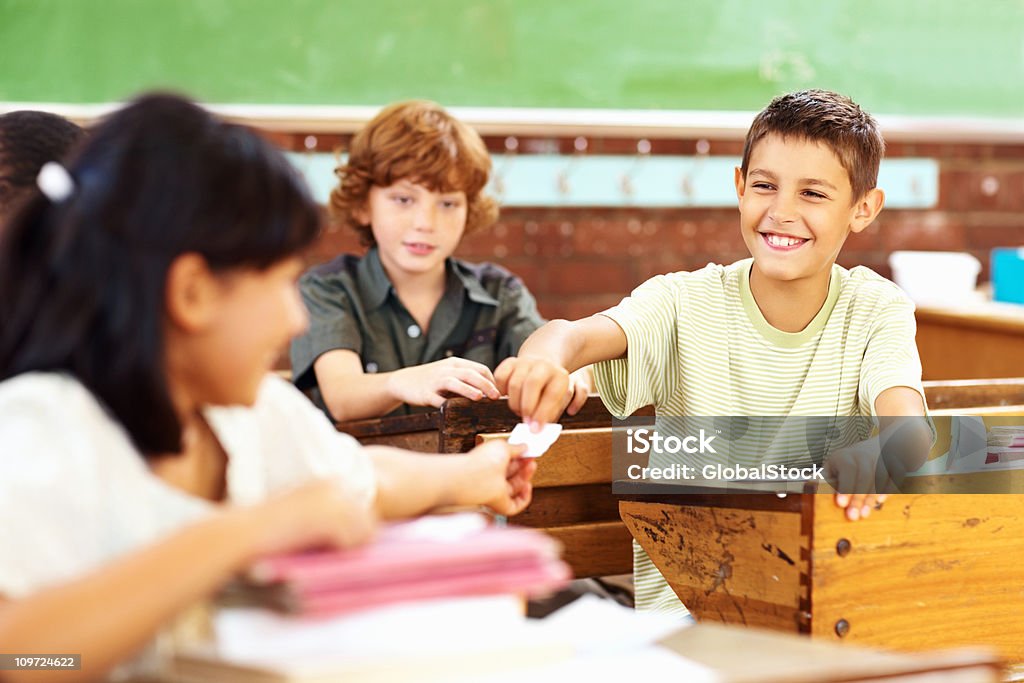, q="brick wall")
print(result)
[284,133,1024,322]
